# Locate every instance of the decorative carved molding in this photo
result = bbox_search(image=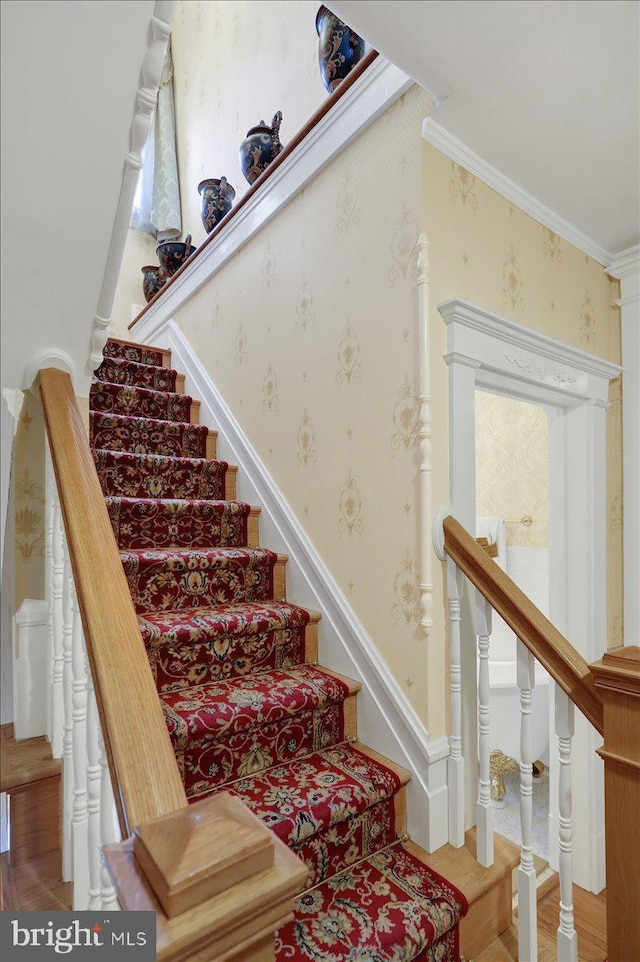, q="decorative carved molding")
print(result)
[88,1,175,372]
[504,353,577,387]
